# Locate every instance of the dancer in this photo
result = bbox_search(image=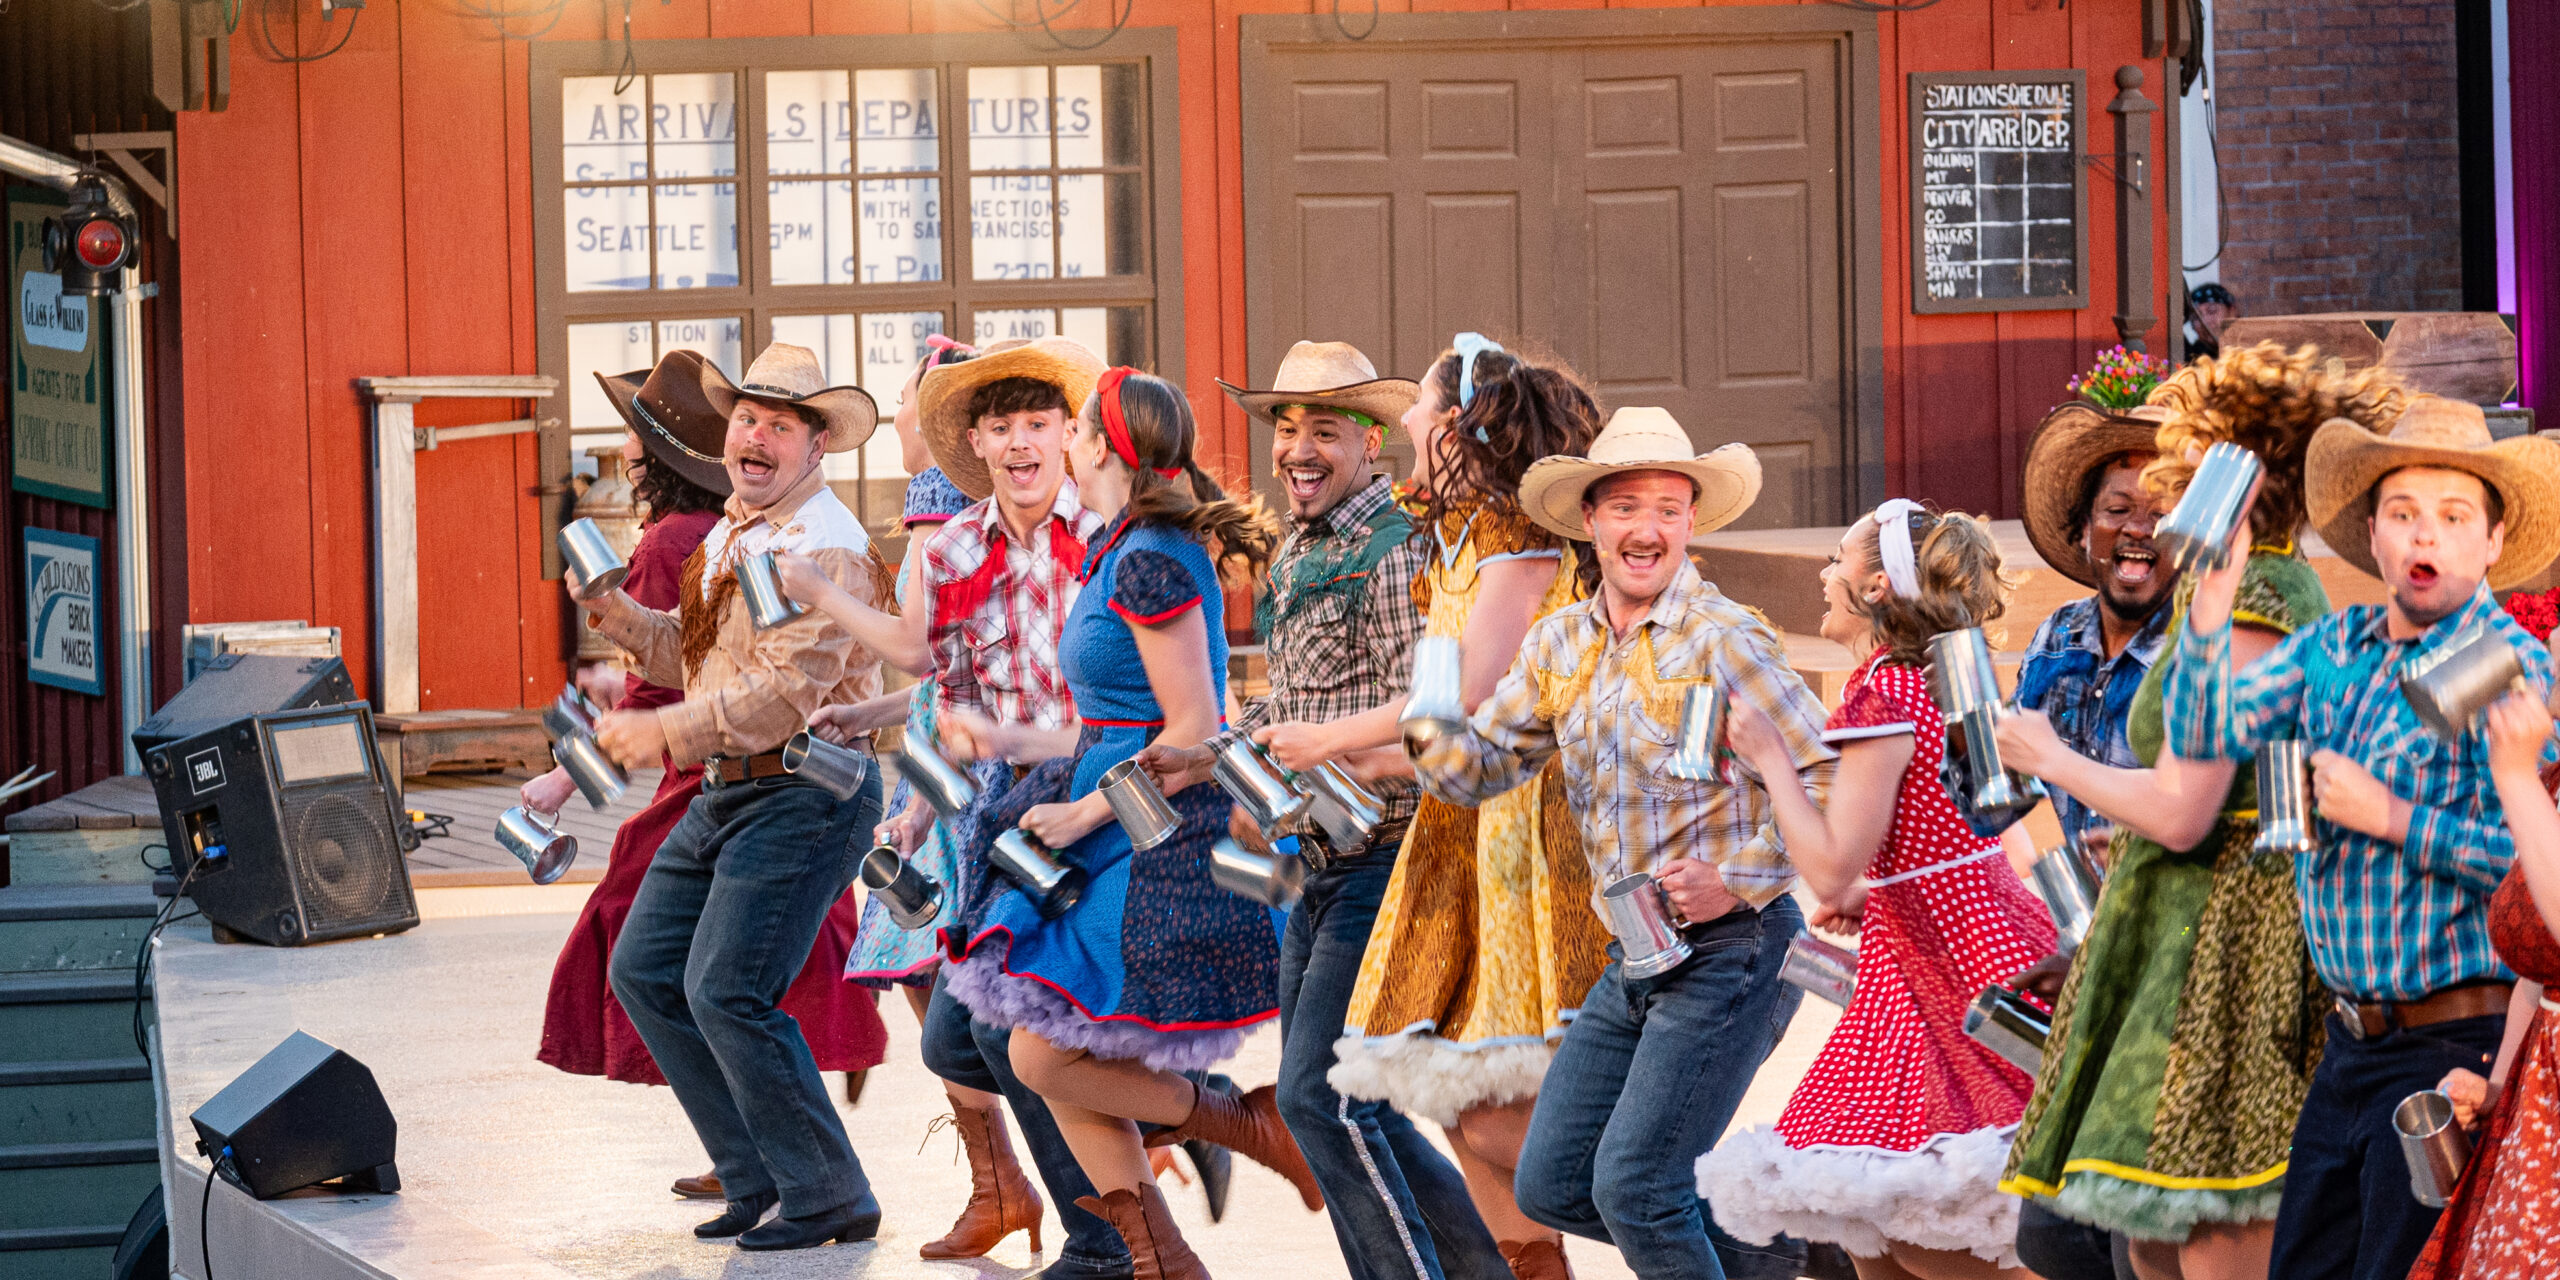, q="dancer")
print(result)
[1142,340,1510,1279]
[1301,337,1608,1279]
[1994,346,2366,1280]
[2410,689,2560,1278]
[2163,391,2560,1280]
[943,366,1311,1280]
[585,341,890,1250]
[1409,407,1838,1280]
[533,351,886,1204]
[1698,501,2057,1277]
